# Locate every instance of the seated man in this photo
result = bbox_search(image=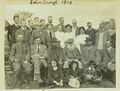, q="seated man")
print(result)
[102,40,115,84]
[9,34,31,88]
[47,38,65,66]
[63,38,82,69]
[30,37,48,85]
[81,37,101,67]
